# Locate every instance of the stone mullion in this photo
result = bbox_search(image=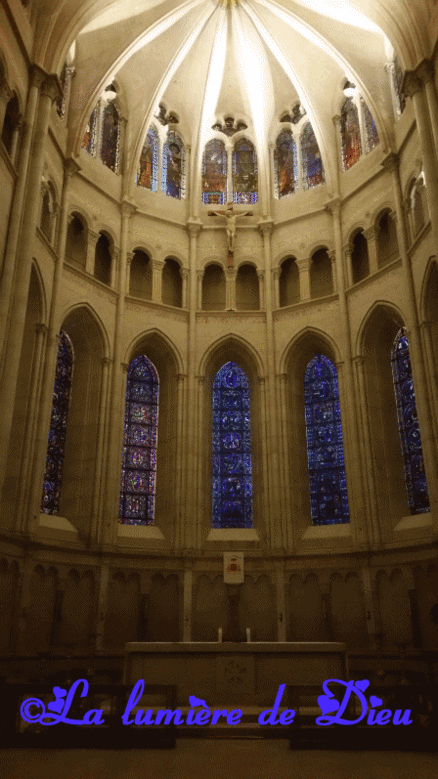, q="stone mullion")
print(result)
[258,377,270,546]
[0,71,61,499]
[196,376,206,547]
[363,226,378,274]
[152,260,164,302]
[174,373,187,548]
[275,561,286,642]
[197,270,204,309]
[226,268,235,309]
[272,268,280,308]
[295,258,311,301]
[183,564,193,642]
[95,565,110,651]
[278,372,293,549]
[86,230,99,275]
[257,270,265,309]
[180,268,189,308]
[420,321,438,446]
